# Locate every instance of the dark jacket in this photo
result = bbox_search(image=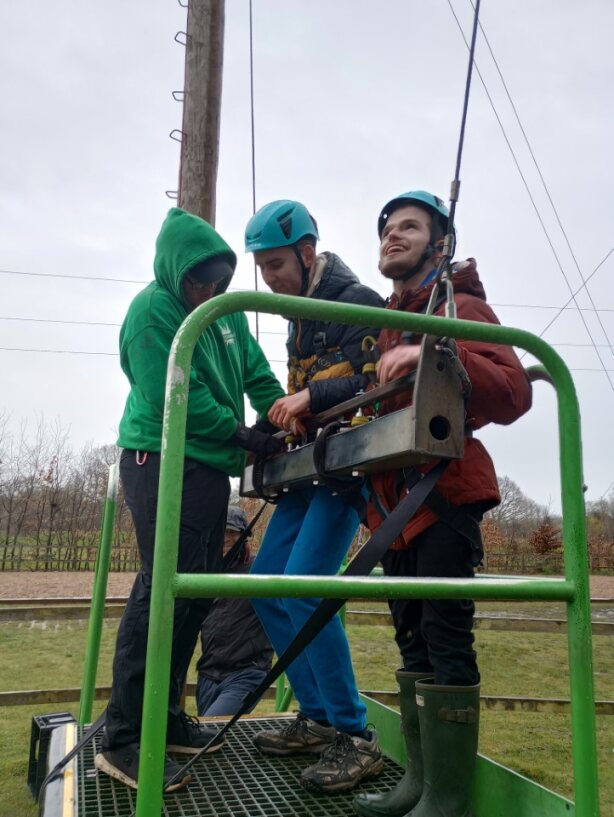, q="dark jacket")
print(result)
[196,551,273,683]
[367,259,533,549]
[286,252,384,412]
